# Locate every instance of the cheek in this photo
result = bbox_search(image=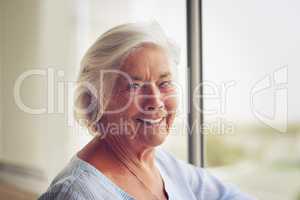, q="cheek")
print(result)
[164,92,178,113]
[104,92,133,120]
[164,94,178,127]
[116,93,140,118]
